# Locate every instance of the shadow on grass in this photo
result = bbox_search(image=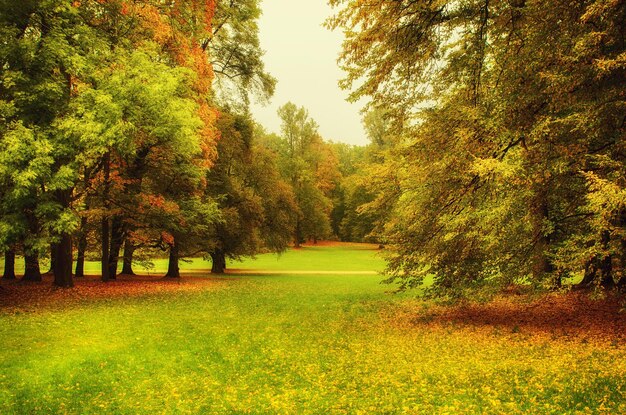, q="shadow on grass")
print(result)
[409,291,626,341]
